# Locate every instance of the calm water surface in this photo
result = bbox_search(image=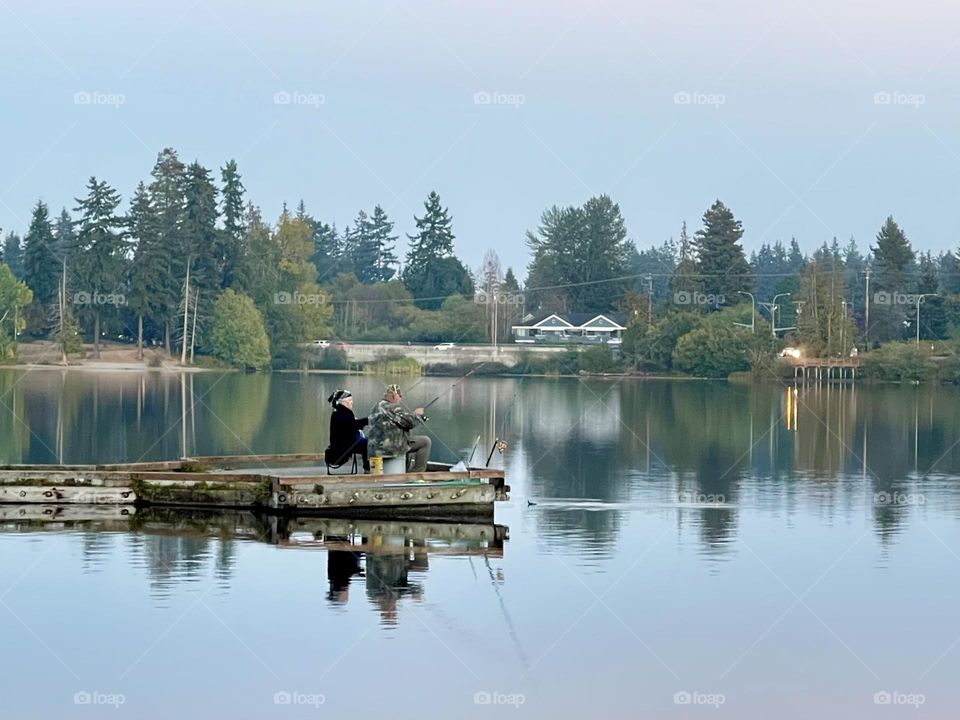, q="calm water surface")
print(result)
[1,369,959,718]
